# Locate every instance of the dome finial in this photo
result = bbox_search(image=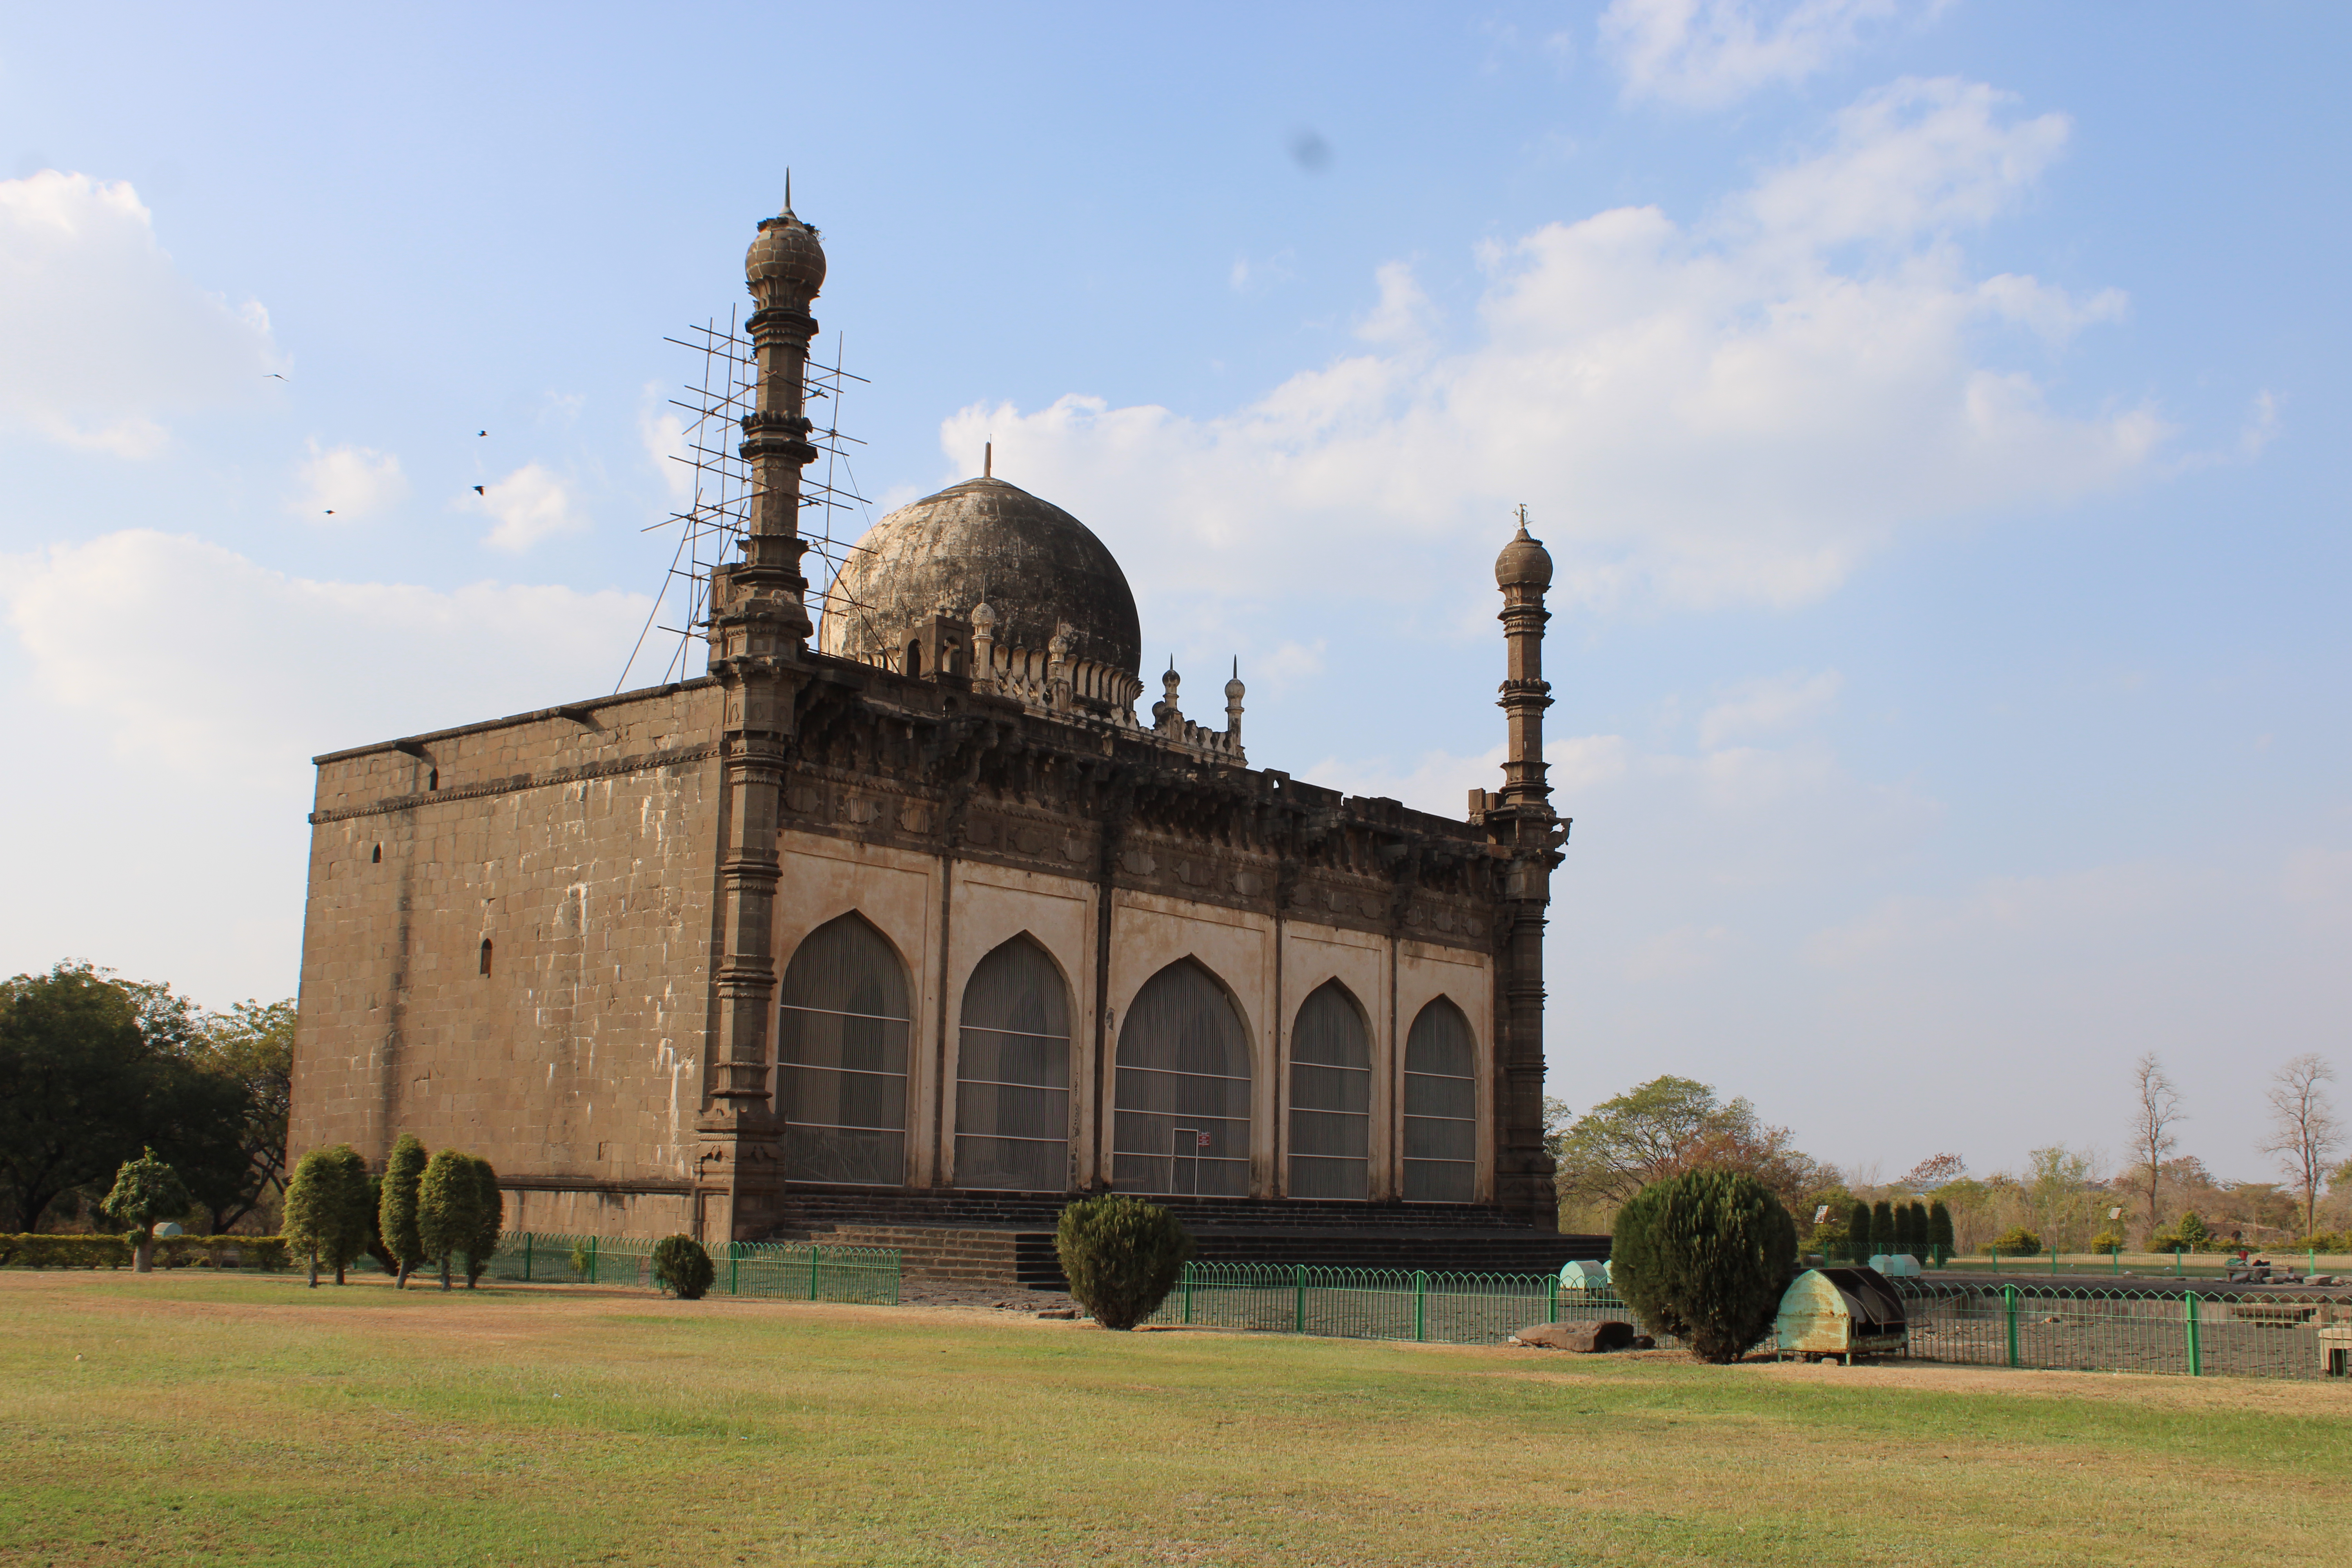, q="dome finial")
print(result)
[784,167,792,216]
[984,439,992,479]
